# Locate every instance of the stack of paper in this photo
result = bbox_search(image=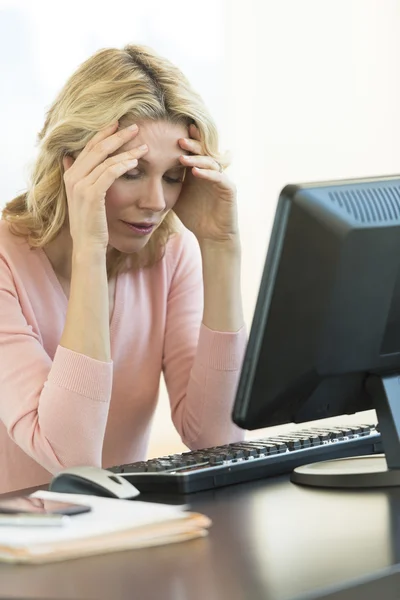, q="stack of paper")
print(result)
[0,490,211,564]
